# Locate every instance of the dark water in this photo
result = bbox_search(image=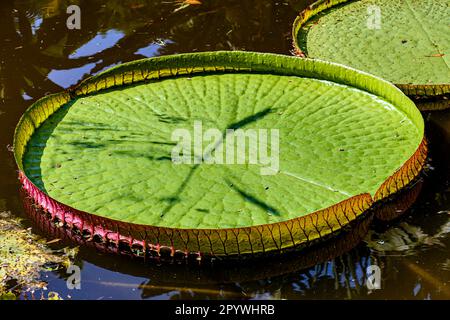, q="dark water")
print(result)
[1,0,449,300]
